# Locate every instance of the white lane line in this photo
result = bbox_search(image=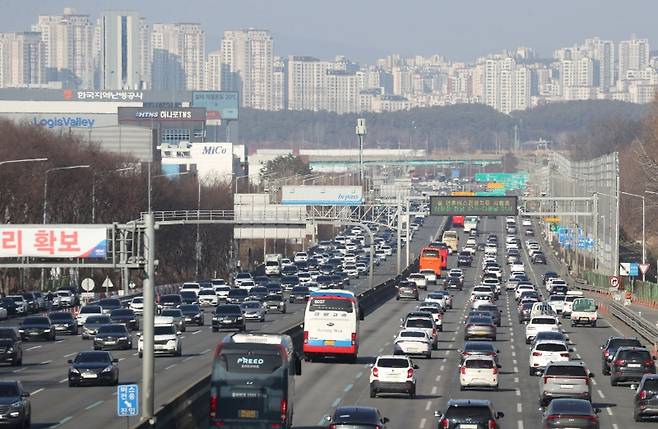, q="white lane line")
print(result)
[192,330,201,335]
[41,360,52,365]
[344,384,353,392]
[419,417,427,429]
[31,388,45,395]
[85,400,104,410]
[510,344,515,350]
[515,388,521,397]
[201,348,212,354]
[58,378,68,384]
[516,403,522,413]
[26,345,42,351]
[597,389,605,399]
[514,366,519,373]
[384,341,391,346]
[445,350,451,355]
[606,407,613,416]
[183,356,195,362]
[132,352,139,356]
[425,400,432,411]
[12,368,27,374]
[612,424,619,429]
[517,420,524,429]
[431,386,437,394]
[511,351,516,358]
[512,359,517,365]
[591,378,597,386]
[164,363,177,370]
[52,416,73,428]
[514,377,519,383]
[377,347,384,353]
[118,357,126,362]
[439,365,445,371]
[435,375,441,382]
[355,371,363,379]
[331,398,341,407]
[64,352,76,357]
